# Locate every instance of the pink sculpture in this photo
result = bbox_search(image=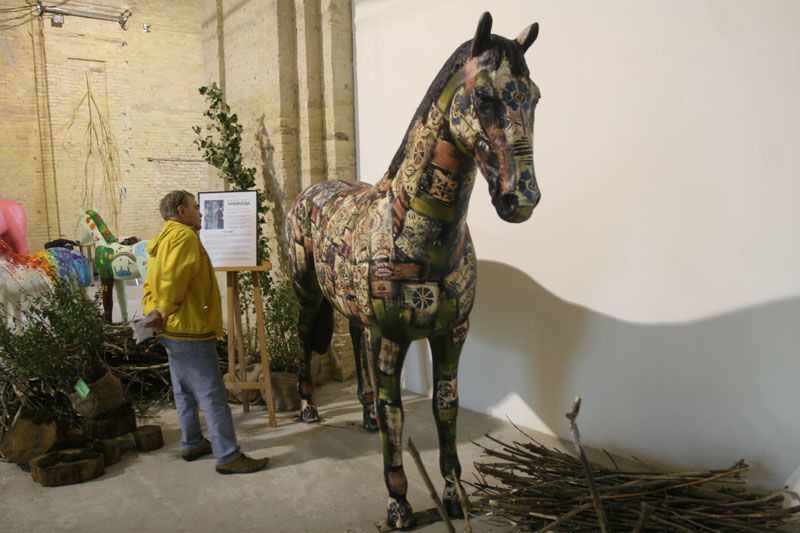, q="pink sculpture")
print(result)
[0,199,30,255]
